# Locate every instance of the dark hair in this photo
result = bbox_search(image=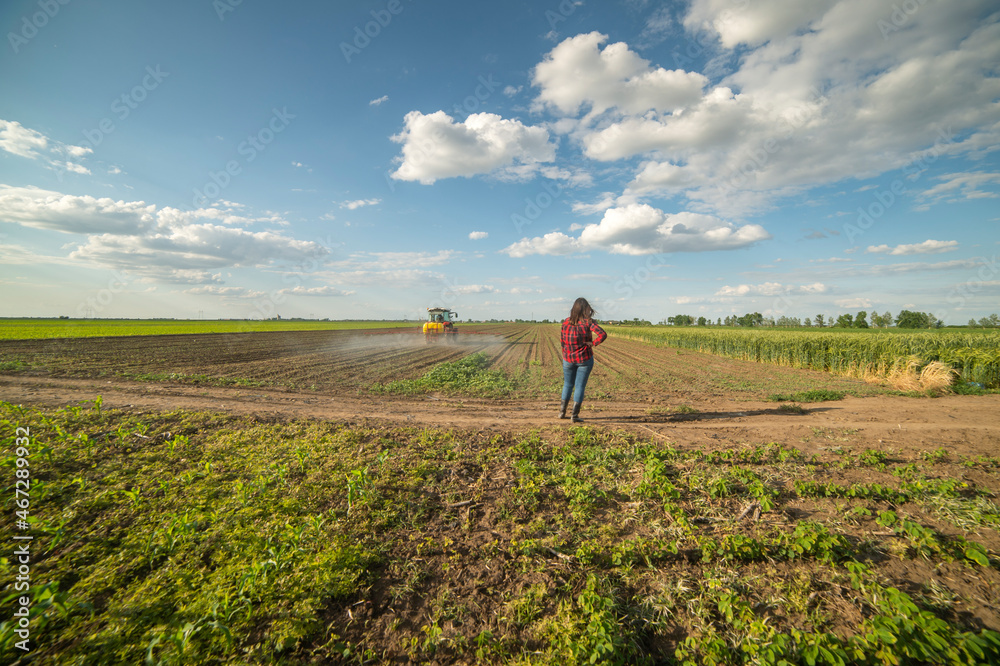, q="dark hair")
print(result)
[568,297,595,326]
